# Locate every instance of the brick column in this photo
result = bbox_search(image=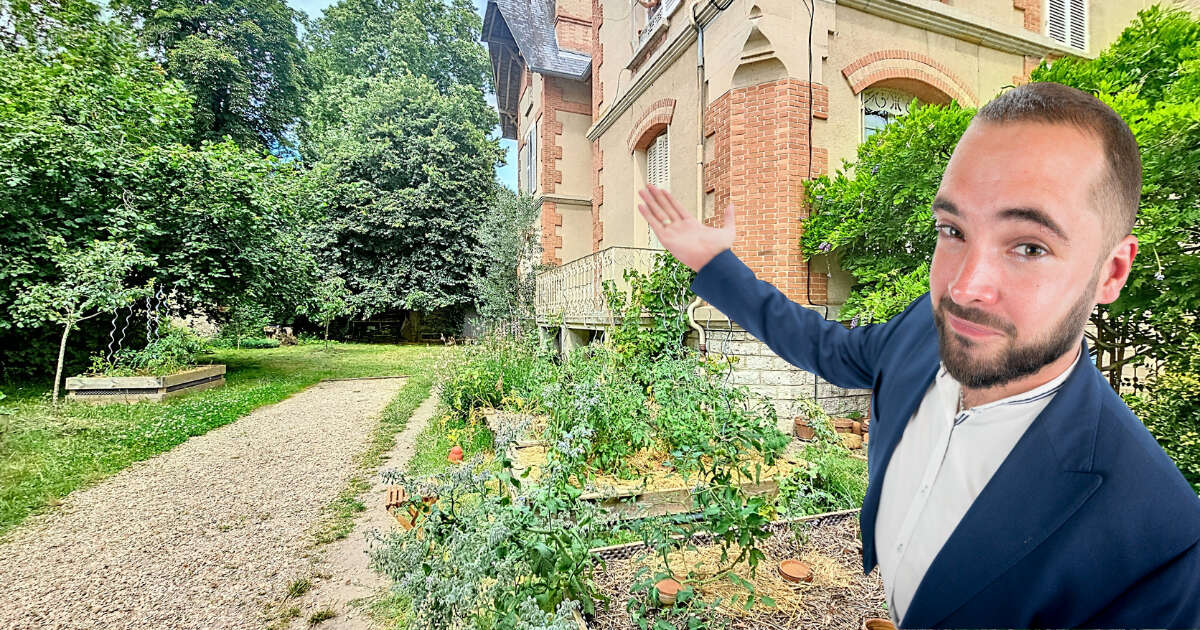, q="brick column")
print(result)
[704,79,829,304]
